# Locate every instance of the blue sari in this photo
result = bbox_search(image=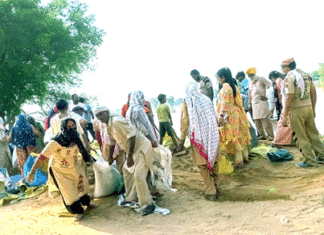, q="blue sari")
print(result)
[11,114,36,150]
